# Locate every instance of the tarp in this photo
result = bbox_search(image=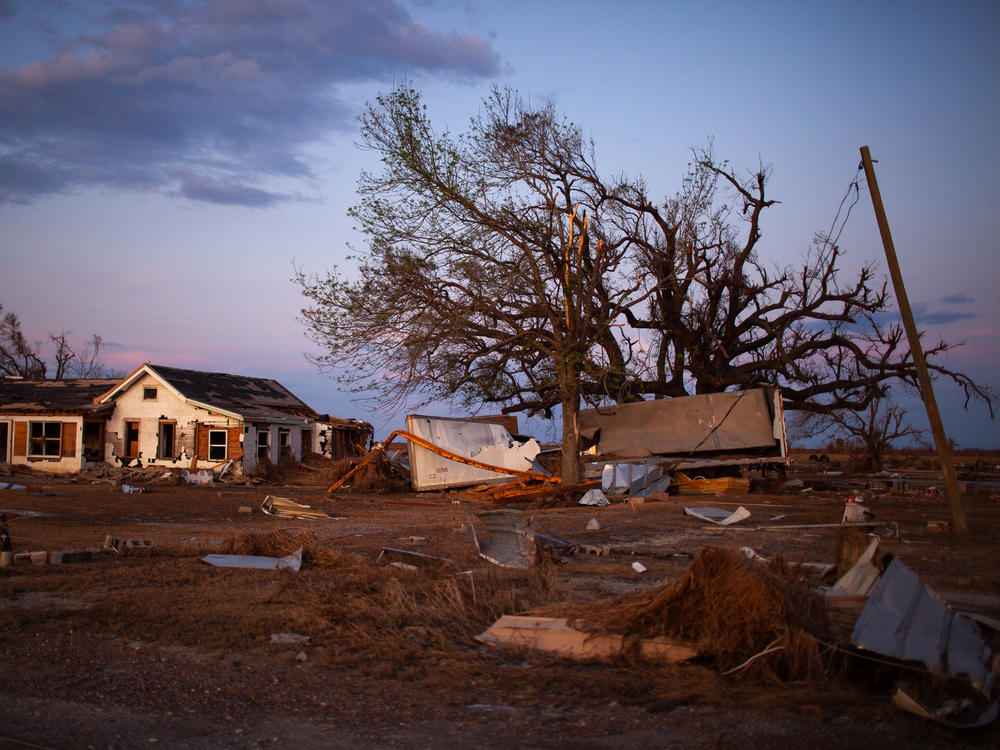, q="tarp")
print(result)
[405,415,543,491]
[578,388,781,459]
